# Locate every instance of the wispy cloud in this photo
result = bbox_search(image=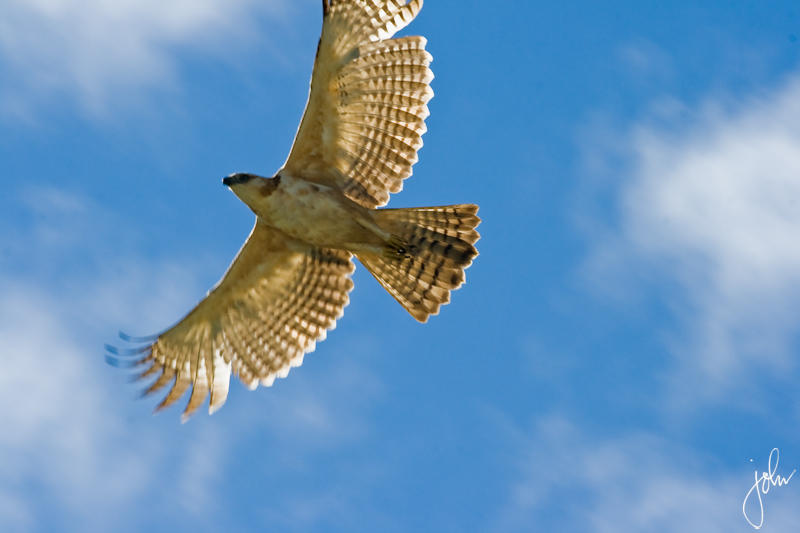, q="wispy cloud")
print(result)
[0,185,384,531]
[0,192,230,529]
[583,74,800,406]
[0,0,290,116]
[495,414,800,532]
[0,281,161,531]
